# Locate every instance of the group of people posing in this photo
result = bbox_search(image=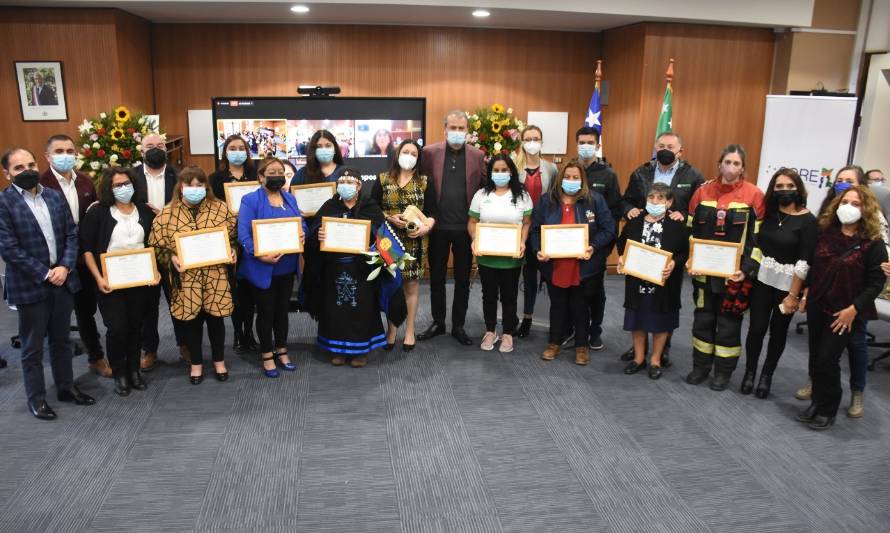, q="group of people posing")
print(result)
[1,110,888,433]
